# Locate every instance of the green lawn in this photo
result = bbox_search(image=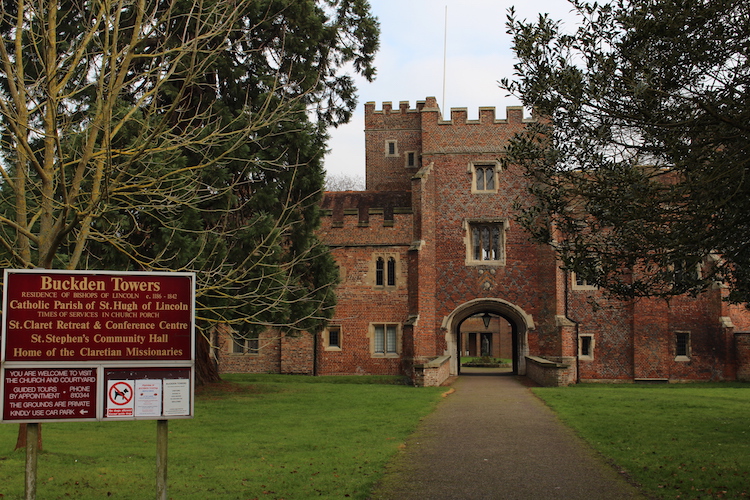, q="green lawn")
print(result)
[0,374,445,500]
[460,356,511,365]
[533,382,750,499]
[4,374,749,500]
